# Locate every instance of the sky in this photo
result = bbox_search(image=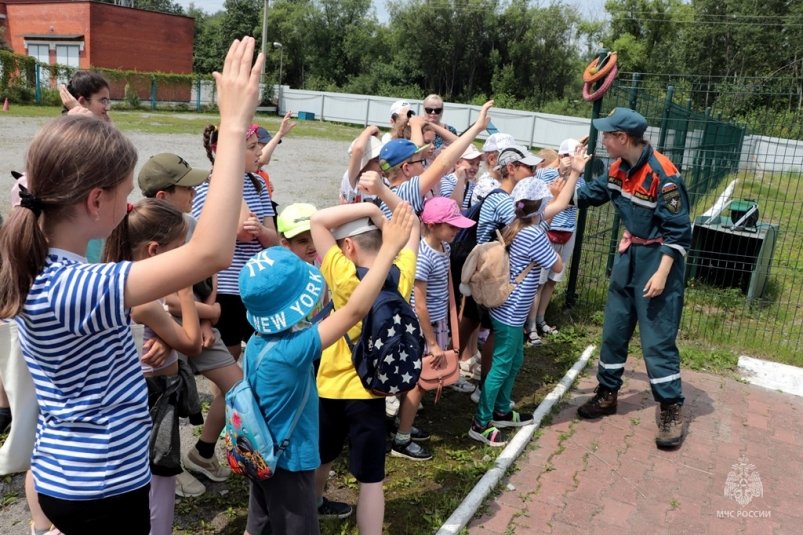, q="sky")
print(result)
[173,0,609,22]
